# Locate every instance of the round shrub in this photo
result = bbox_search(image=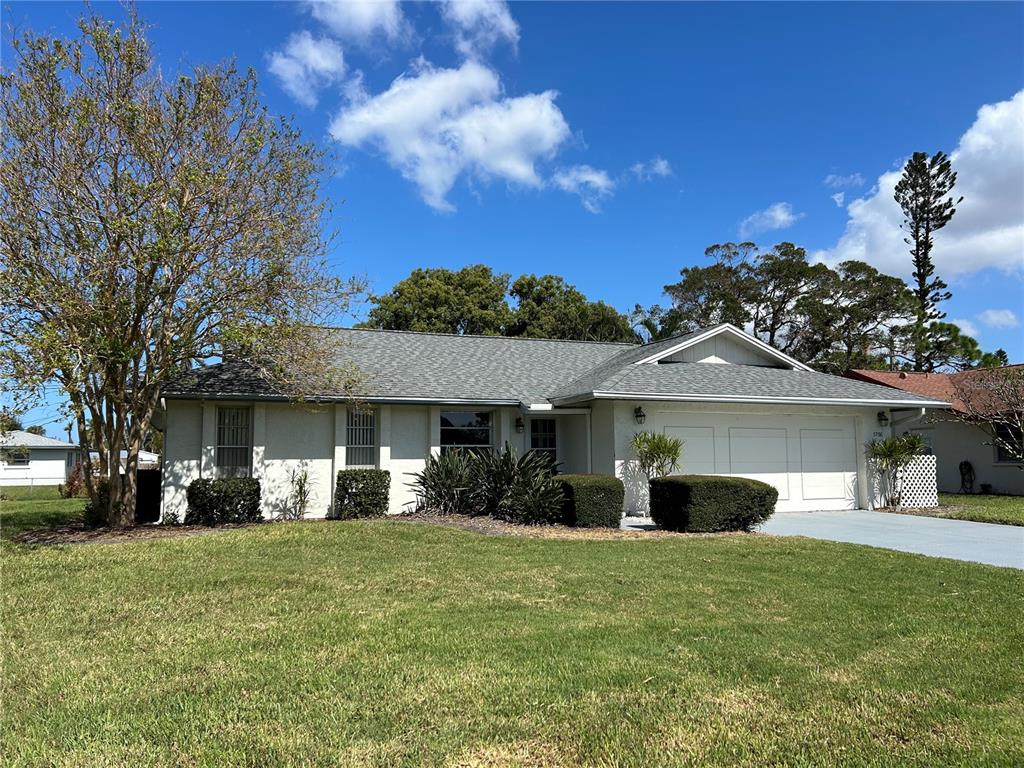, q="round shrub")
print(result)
[185,478,262,526]
[332,469,390,519]
[558,474,624,528]
[649,475,778,532]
